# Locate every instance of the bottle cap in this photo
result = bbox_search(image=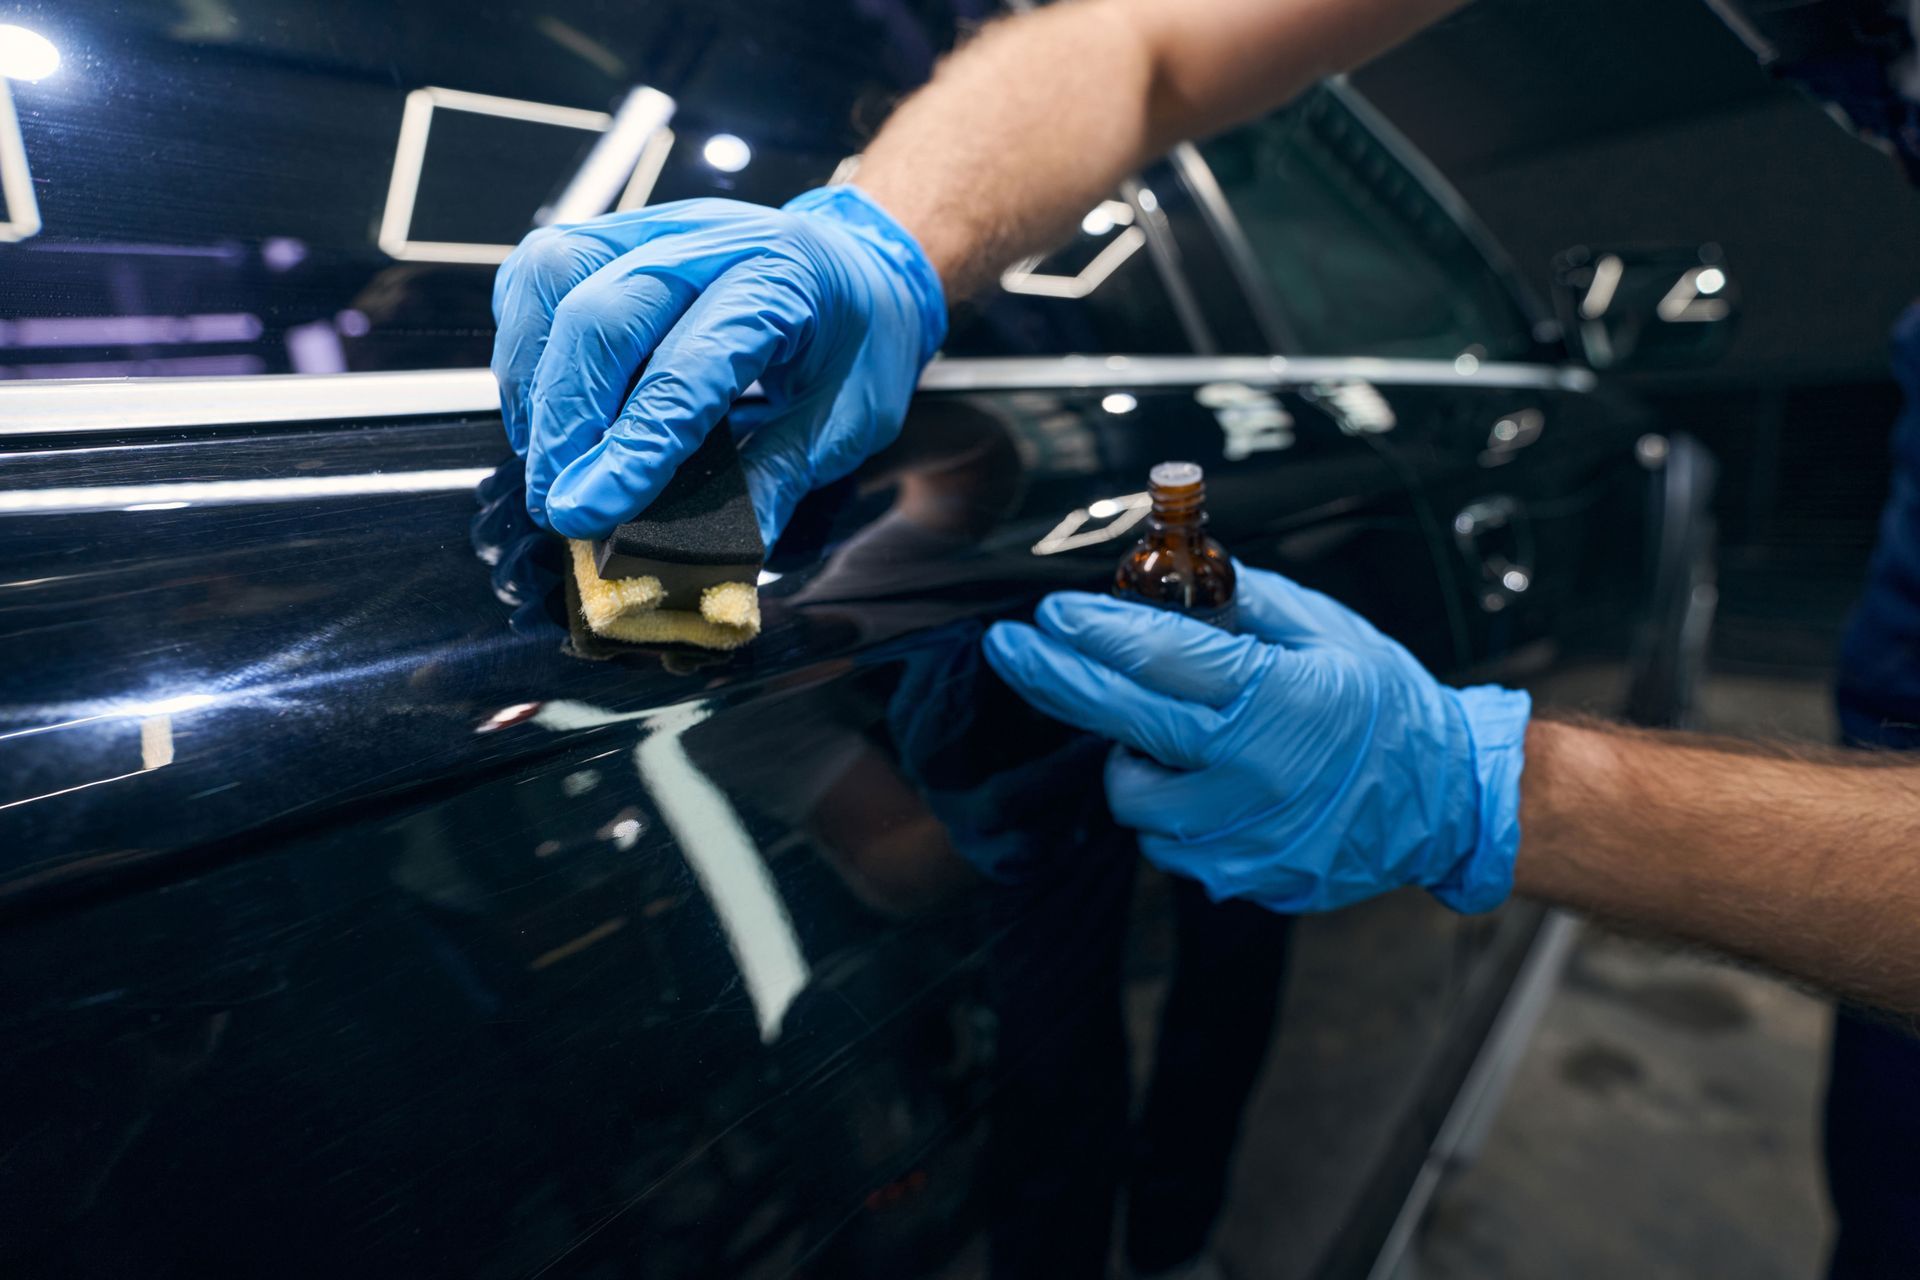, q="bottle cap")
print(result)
[1149,461,1204,488]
